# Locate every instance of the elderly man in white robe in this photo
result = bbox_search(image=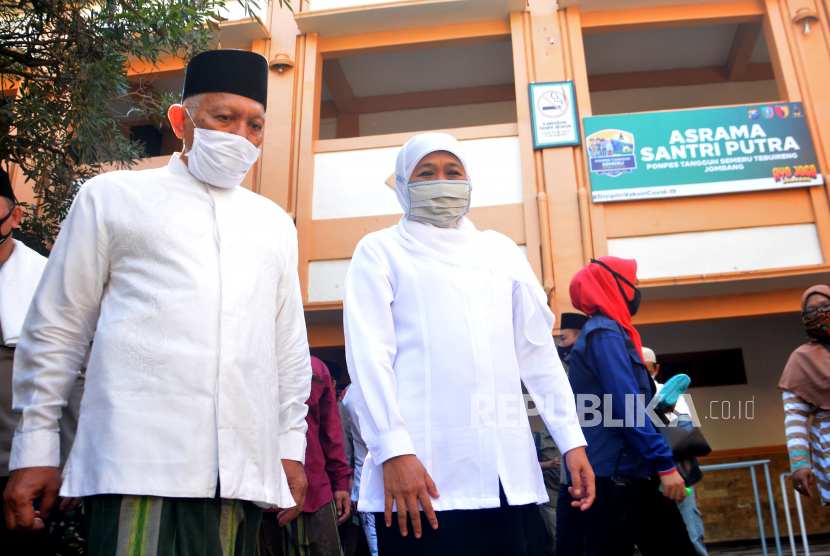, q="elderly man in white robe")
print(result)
[3,49,312,556]
[344,133,595,556]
